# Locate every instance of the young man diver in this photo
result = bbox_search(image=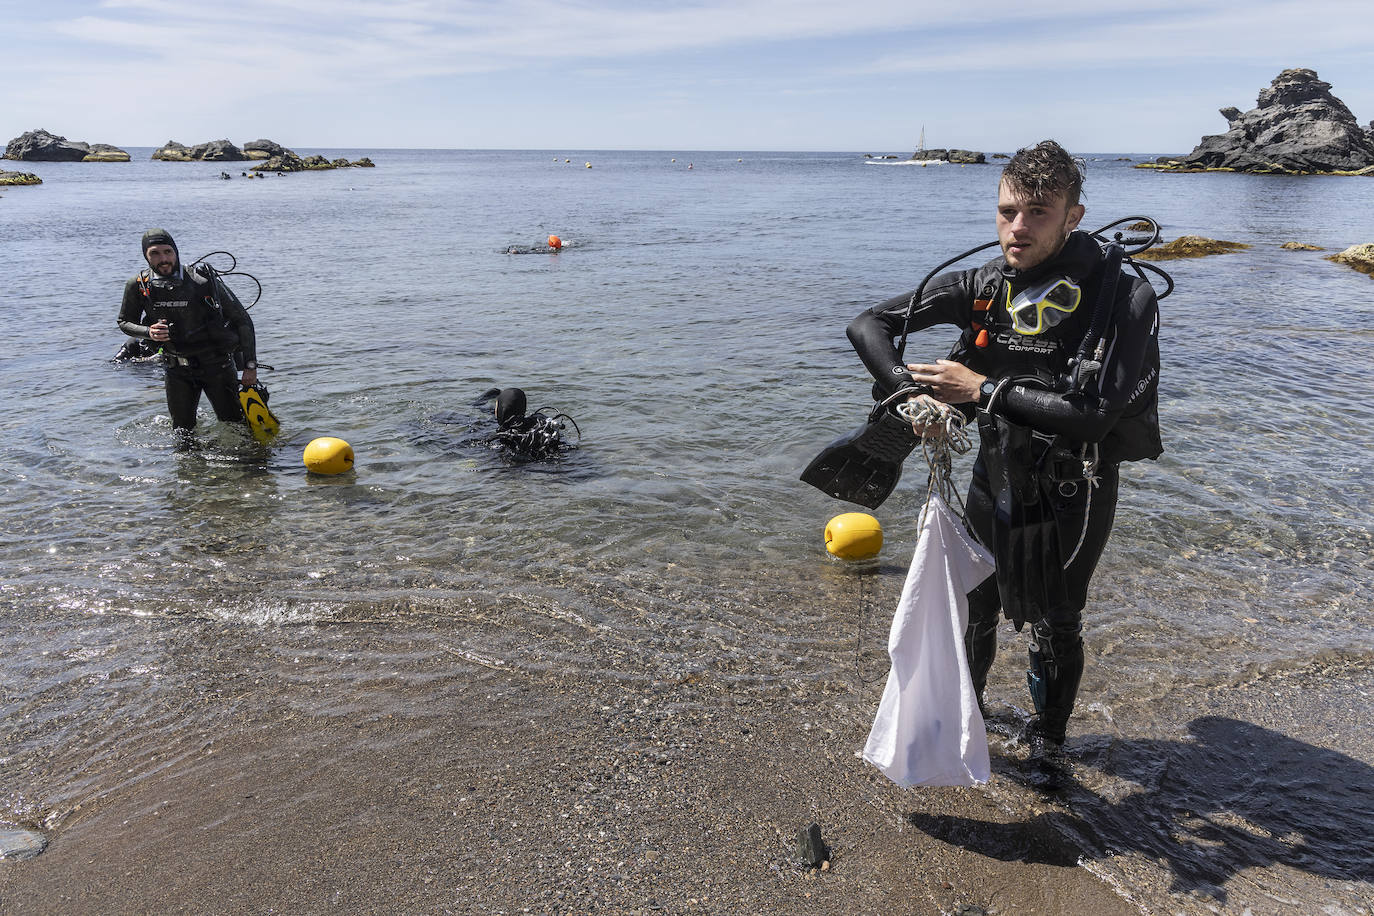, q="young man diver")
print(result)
[117,229,260,441]
[845,140,1162,780]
